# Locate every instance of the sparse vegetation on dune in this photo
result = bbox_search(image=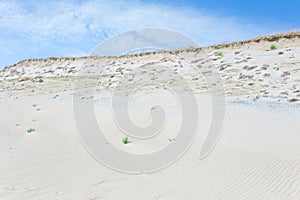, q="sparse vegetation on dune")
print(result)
[27,128,35,133]
[270,44,276,50]
[216,51,223,56]
[122,137,130,144]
